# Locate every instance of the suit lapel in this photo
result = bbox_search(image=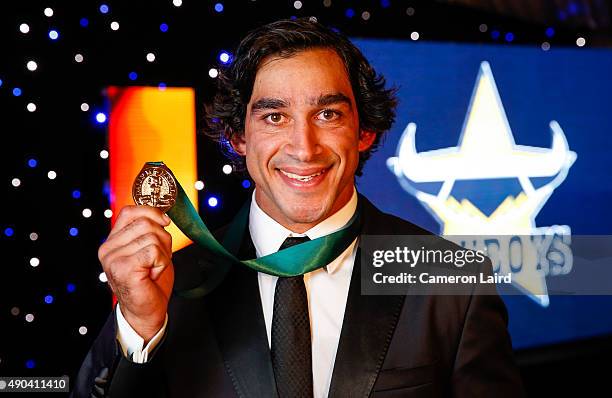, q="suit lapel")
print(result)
[328,195,407,397]
[209,232,278,398]
[327,249,405,397]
